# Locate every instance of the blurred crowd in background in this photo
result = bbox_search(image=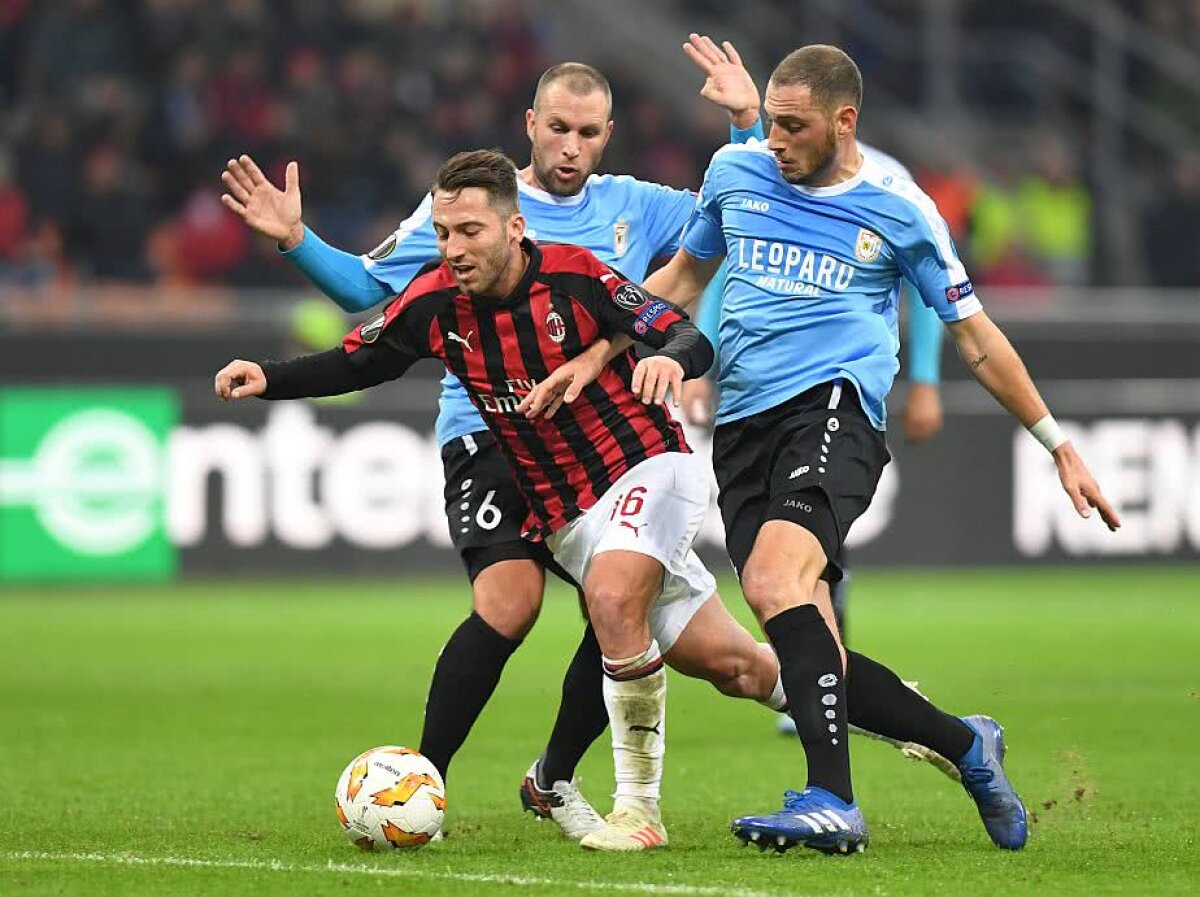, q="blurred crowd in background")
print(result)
[0,0,1198,296]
